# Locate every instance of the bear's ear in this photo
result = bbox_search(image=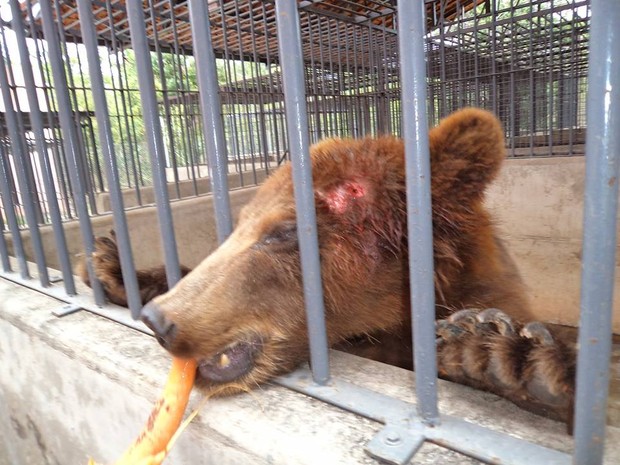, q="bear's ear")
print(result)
[429,108,505,206]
